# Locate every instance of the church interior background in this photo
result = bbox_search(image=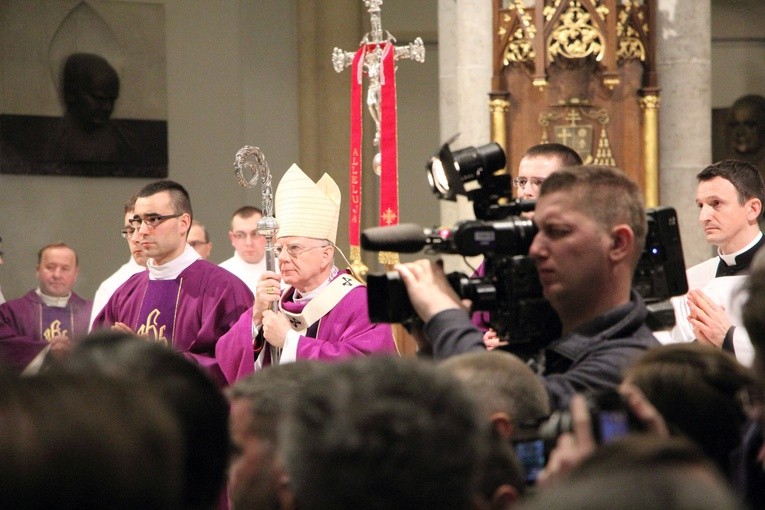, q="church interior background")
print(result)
[0,0,763,301]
